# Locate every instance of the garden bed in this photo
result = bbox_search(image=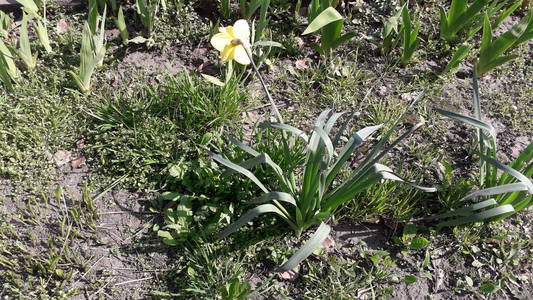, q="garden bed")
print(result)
[0,0,531,298]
